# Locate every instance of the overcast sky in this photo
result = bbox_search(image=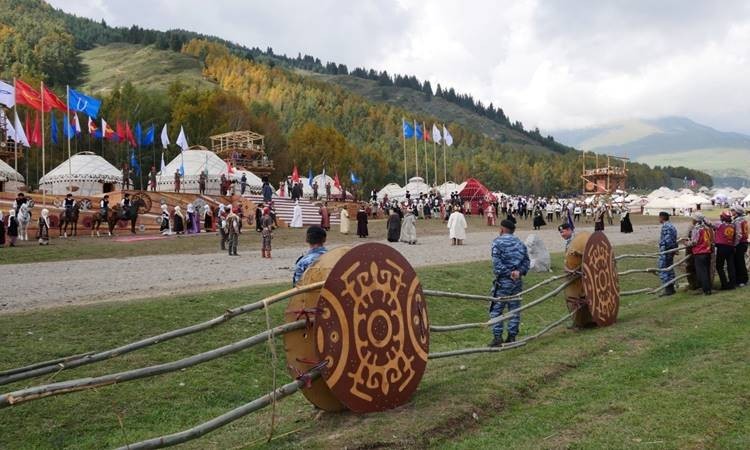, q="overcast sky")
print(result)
[48,0,750,134]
